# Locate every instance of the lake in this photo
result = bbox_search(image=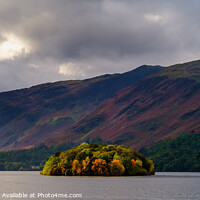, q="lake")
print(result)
[0,172,199,200]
